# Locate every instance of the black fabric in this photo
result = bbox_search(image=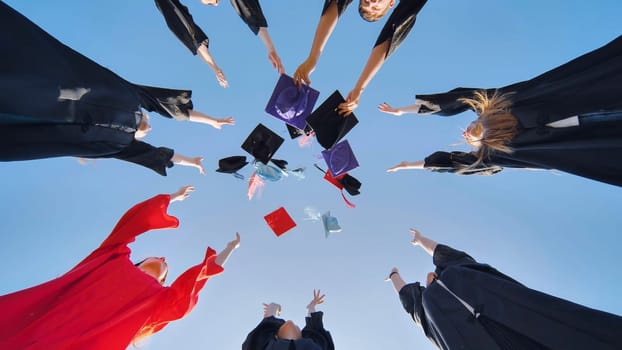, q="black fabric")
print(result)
[216,156,249,173]
[321,0,353,17]
[242,313,334,350]
[374,0,428,57]
[154,0,209,54]
[418,35,622,187]
[306,91,359,149]
[230,0,268,35]
[0,2,185,175]
[241,123,285,164]
[338,174,361,196]
[134,84,193,120]
[399,244,622,350]
[107,140,174,176]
